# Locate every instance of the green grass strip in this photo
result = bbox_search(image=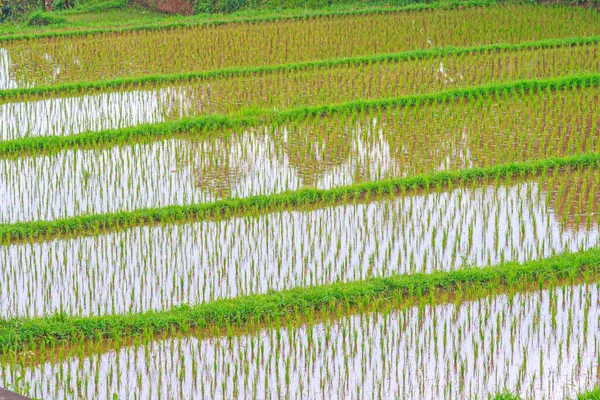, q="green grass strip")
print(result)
[0,0,493,43]
[492,393,523,400]
[2,151,600,243]
[494,387,600,400]
[579,388,600,400]
[0,247,598,352]
[2,35,598,101]
[1,72,599,157]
